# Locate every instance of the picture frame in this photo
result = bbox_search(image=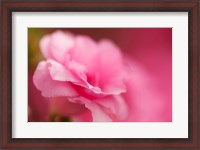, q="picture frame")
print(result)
[1,0,199,149]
